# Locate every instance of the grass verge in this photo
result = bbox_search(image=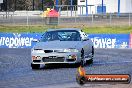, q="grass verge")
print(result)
[0,25,132,33]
